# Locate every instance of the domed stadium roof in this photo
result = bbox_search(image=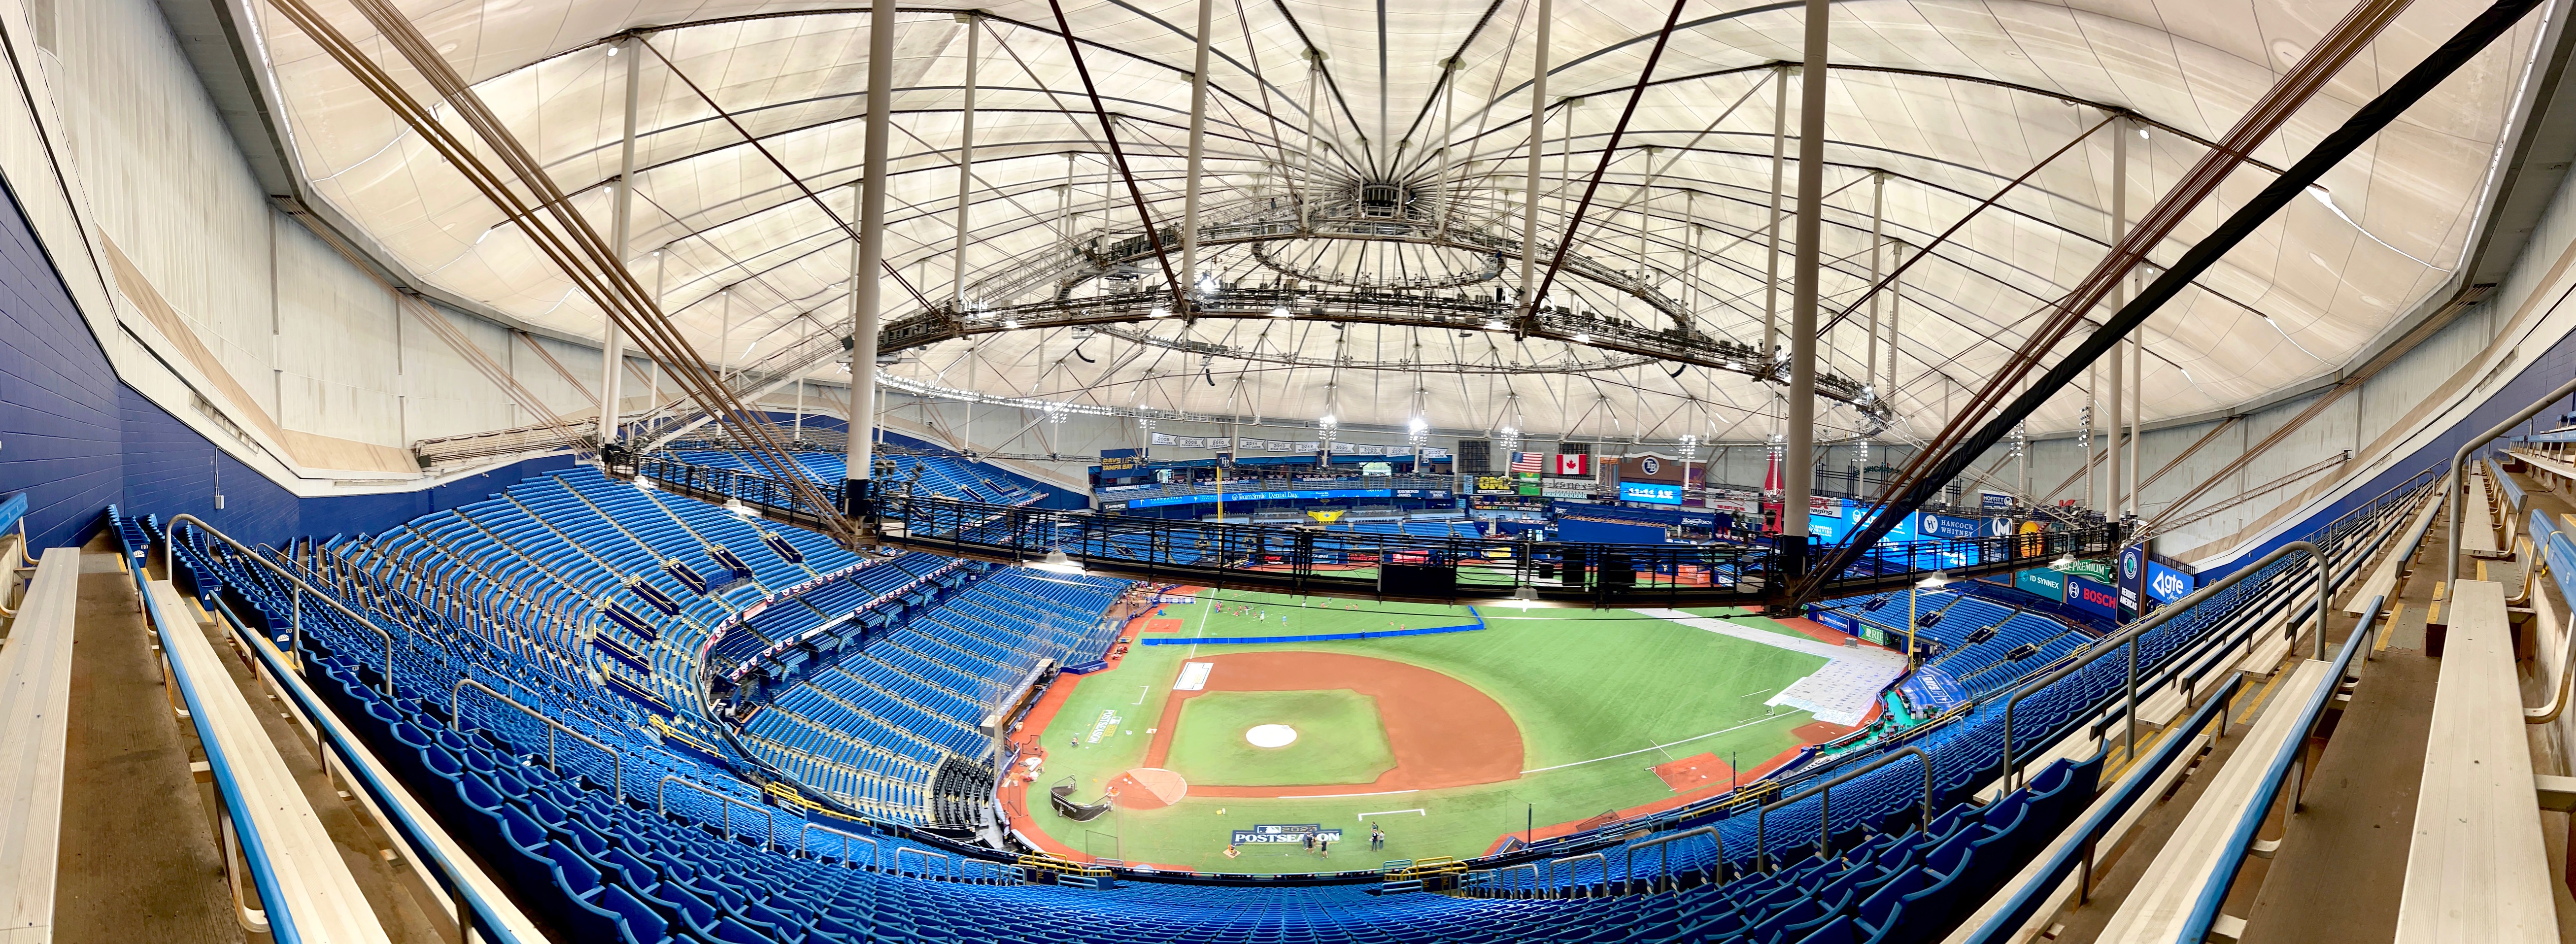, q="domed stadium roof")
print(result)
[255,0,2538,440]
